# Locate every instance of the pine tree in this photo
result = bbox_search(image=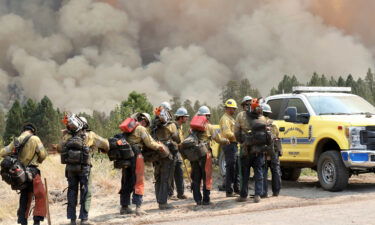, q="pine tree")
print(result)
[22,98,37,123]
[193,100,201,112]
[183,99,194,116]
[3,100,24,145]
[170,96,182,113]
[33,96,60,146]
[329,76,338,86]
[121,91,153,116]
[308,72,321,86]
[337,76,346,87]
[0,107,5,147]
